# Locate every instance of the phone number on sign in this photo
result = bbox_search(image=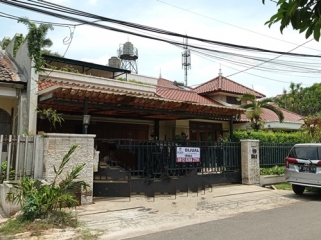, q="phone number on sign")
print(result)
[176,157,200,163]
